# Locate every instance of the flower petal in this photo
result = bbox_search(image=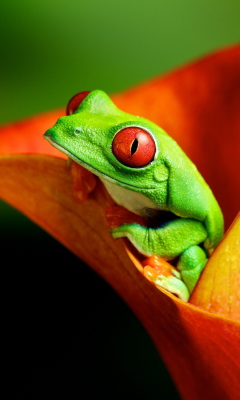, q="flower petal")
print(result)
[0,153,239,400]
